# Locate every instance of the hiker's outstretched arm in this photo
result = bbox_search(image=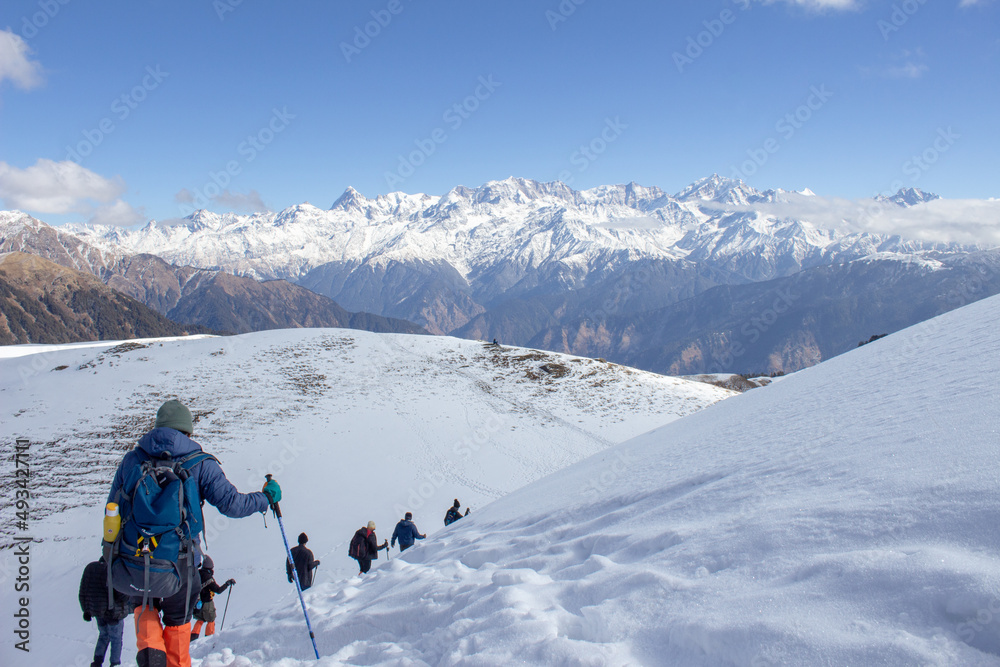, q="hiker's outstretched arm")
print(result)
[198,460,269,517]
